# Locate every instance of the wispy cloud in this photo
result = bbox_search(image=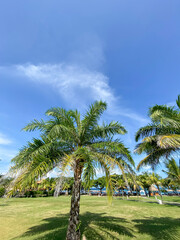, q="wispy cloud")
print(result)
[15,63,148,124]
[0,147,17,174]
[0,147,17,161]
[0,133,12,145]
[142,165,151,170]
[17,63,115,105]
